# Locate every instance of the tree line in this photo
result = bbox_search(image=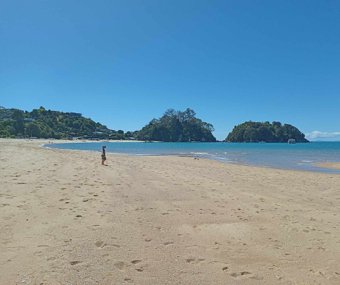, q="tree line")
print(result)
[0,106,308,142]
